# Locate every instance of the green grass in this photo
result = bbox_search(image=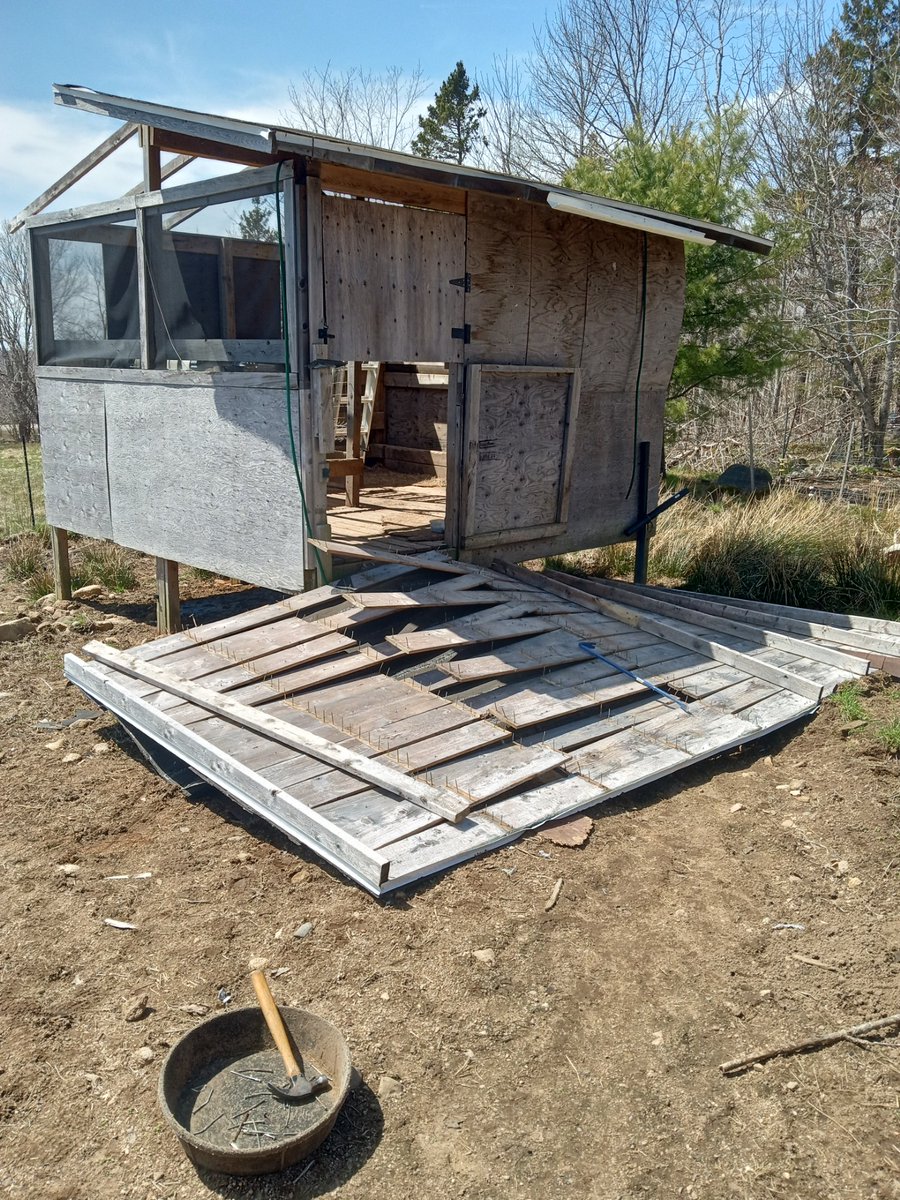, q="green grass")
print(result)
[874,718,900,755]
[548,489,900,619]
[830,682,868,724]
[77,542,138,593]
[0,442,44,539]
